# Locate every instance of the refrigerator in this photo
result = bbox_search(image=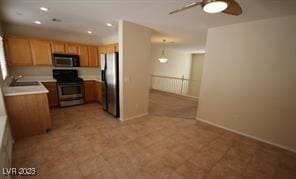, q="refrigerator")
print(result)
[100,52,120,117]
